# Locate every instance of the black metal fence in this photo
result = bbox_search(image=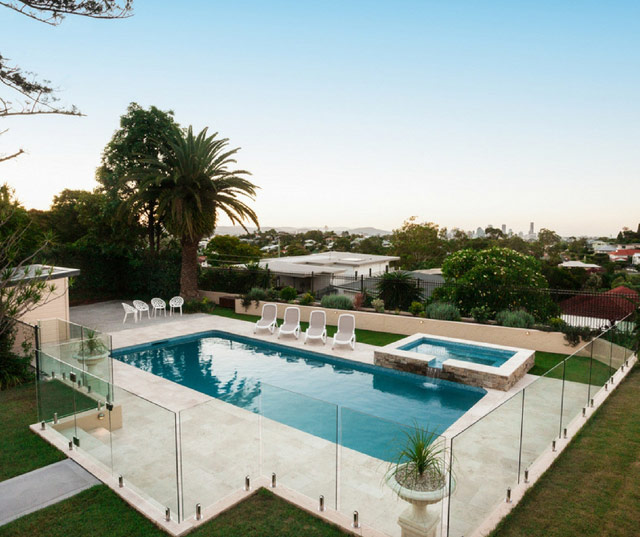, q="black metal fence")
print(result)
[199,267,639,329]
